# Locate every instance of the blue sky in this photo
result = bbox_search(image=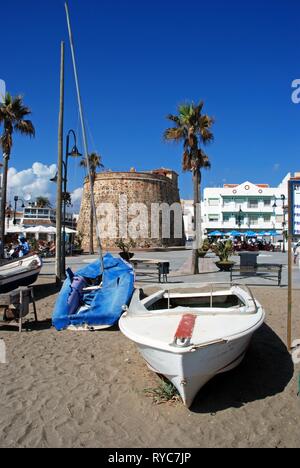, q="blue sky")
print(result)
[1,0,300,202]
